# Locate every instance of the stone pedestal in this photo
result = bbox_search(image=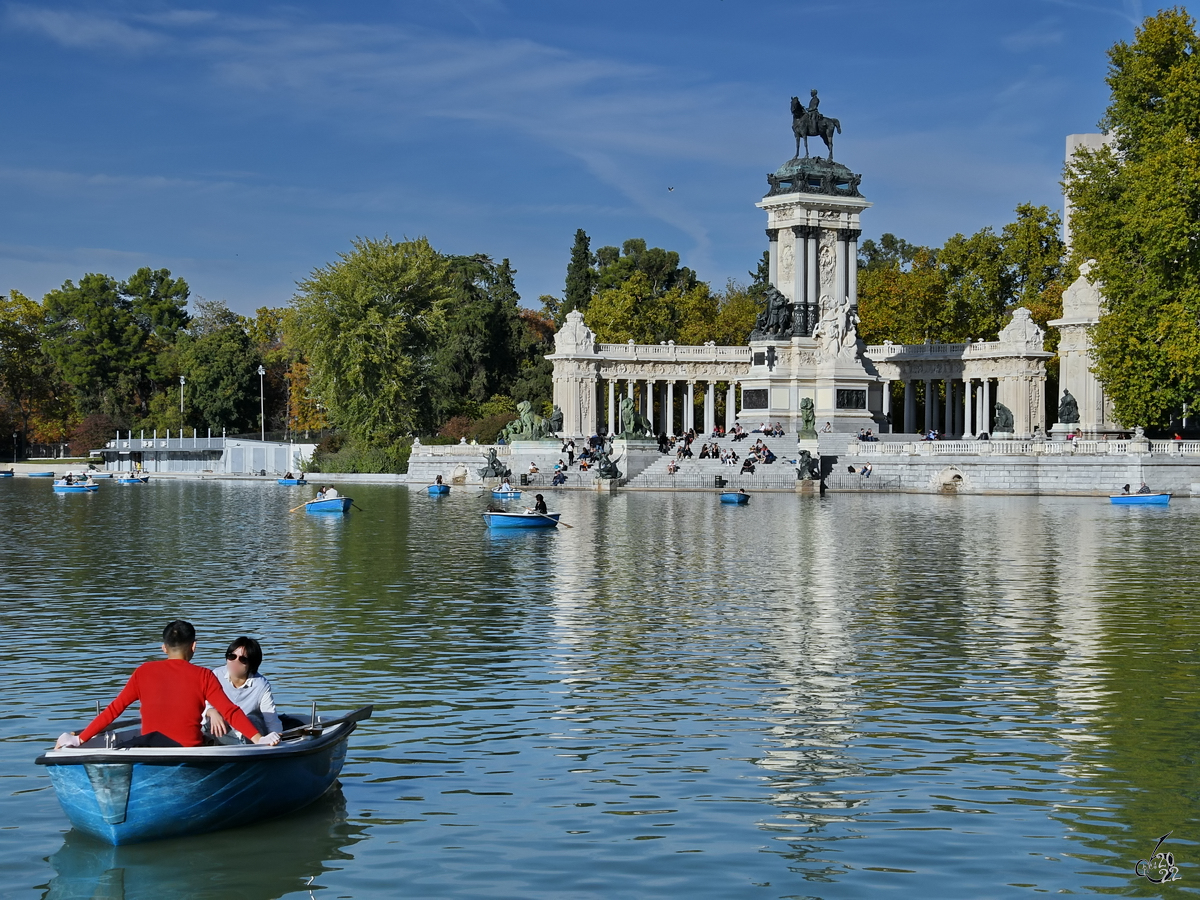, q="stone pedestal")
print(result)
[1048,264,1123,436]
